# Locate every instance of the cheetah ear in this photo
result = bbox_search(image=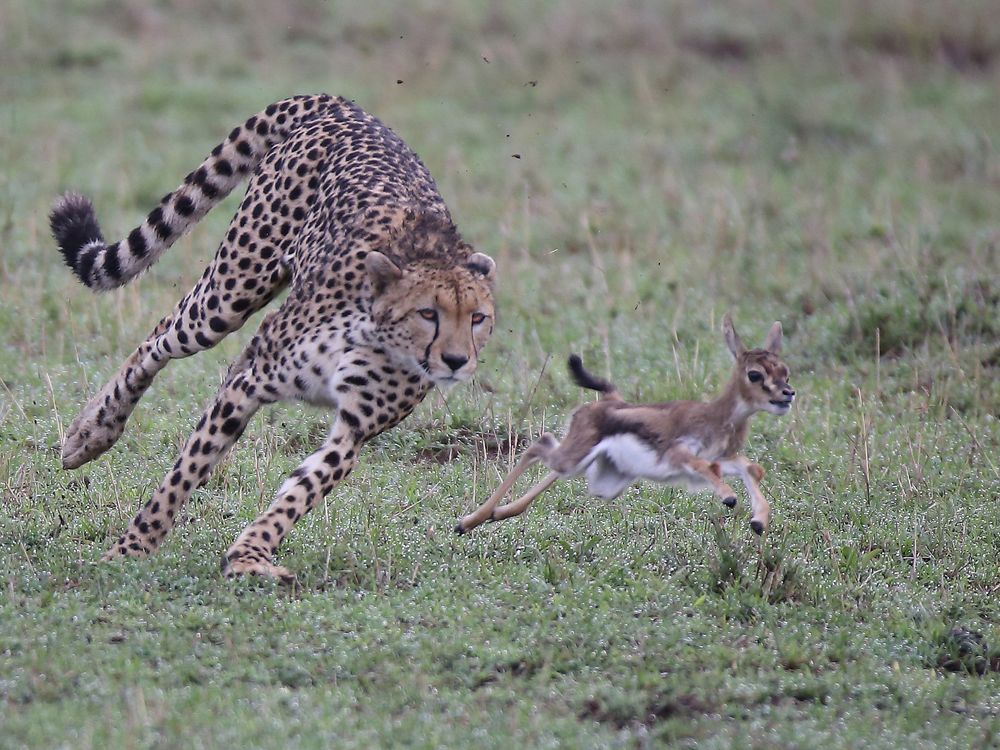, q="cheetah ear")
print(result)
[722,313,746,359]
[762,321,783,354]
[465,252,496,282]
[365,251,403,295]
